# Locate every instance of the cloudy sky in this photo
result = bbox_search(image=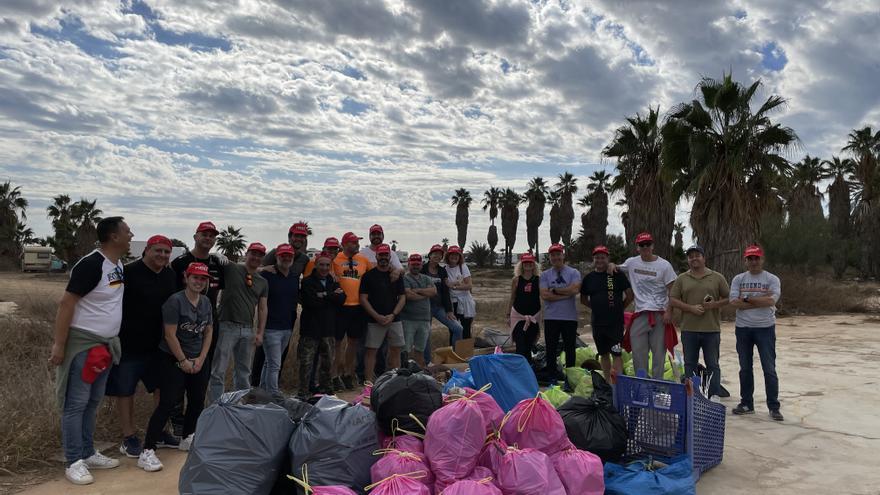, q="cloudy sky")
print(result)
[1,0,878,254]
